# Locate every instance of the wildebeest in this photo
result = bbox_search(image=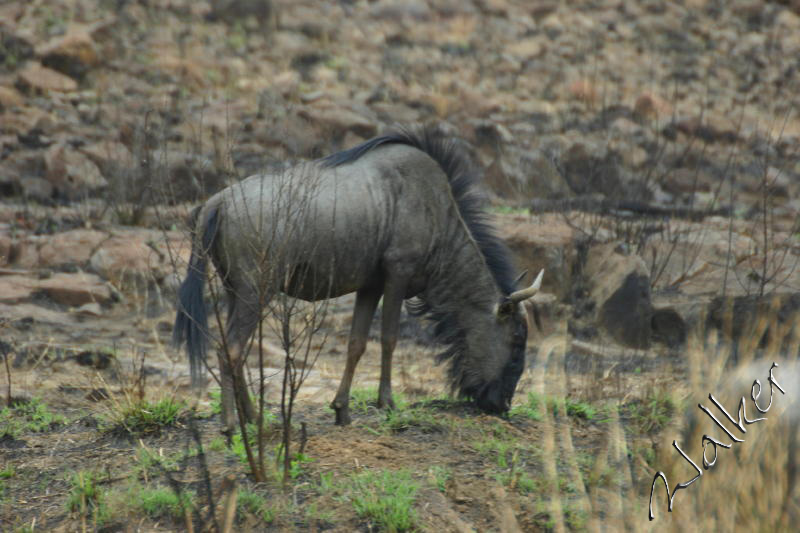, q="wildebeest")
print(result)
[173,126,542,432]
